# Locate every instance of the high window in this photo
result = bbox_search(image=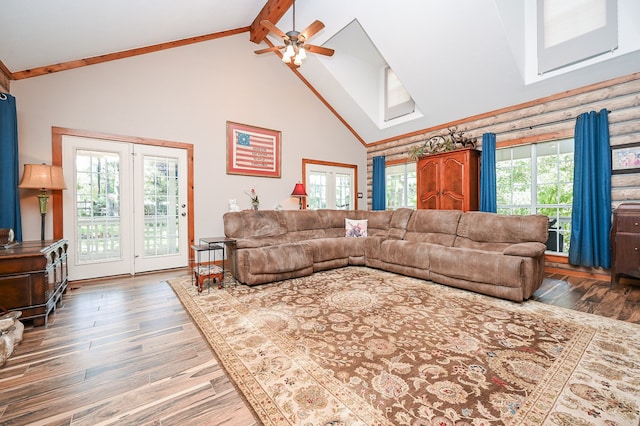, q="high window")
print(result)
[496,139,573,254]
[537,0,618,74]
[384,67,415,122]
[385,161,416,209]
